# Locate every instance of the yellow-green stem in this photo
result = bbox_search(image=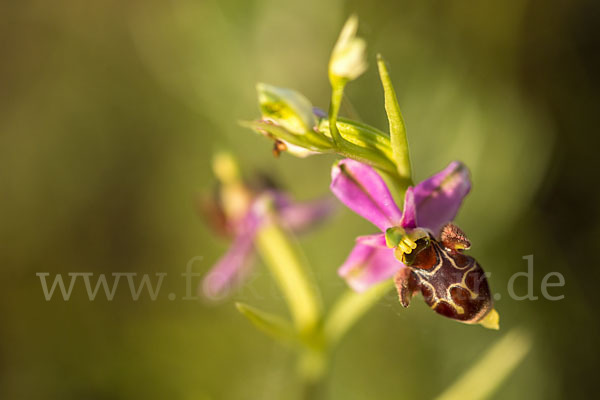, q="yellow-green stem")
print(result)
[328,82,346,146]
[255,221,322,334]
[323,280,394,347]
